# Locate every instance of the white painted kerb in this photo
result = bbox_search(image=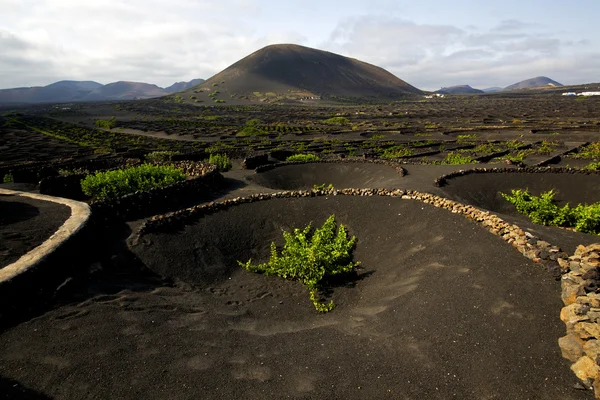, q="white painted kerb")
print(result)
[0,189,91,283]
